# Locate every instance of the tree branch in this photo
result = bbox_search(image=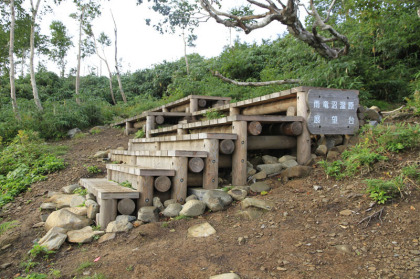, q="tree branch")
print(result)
[211,71,301,87]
